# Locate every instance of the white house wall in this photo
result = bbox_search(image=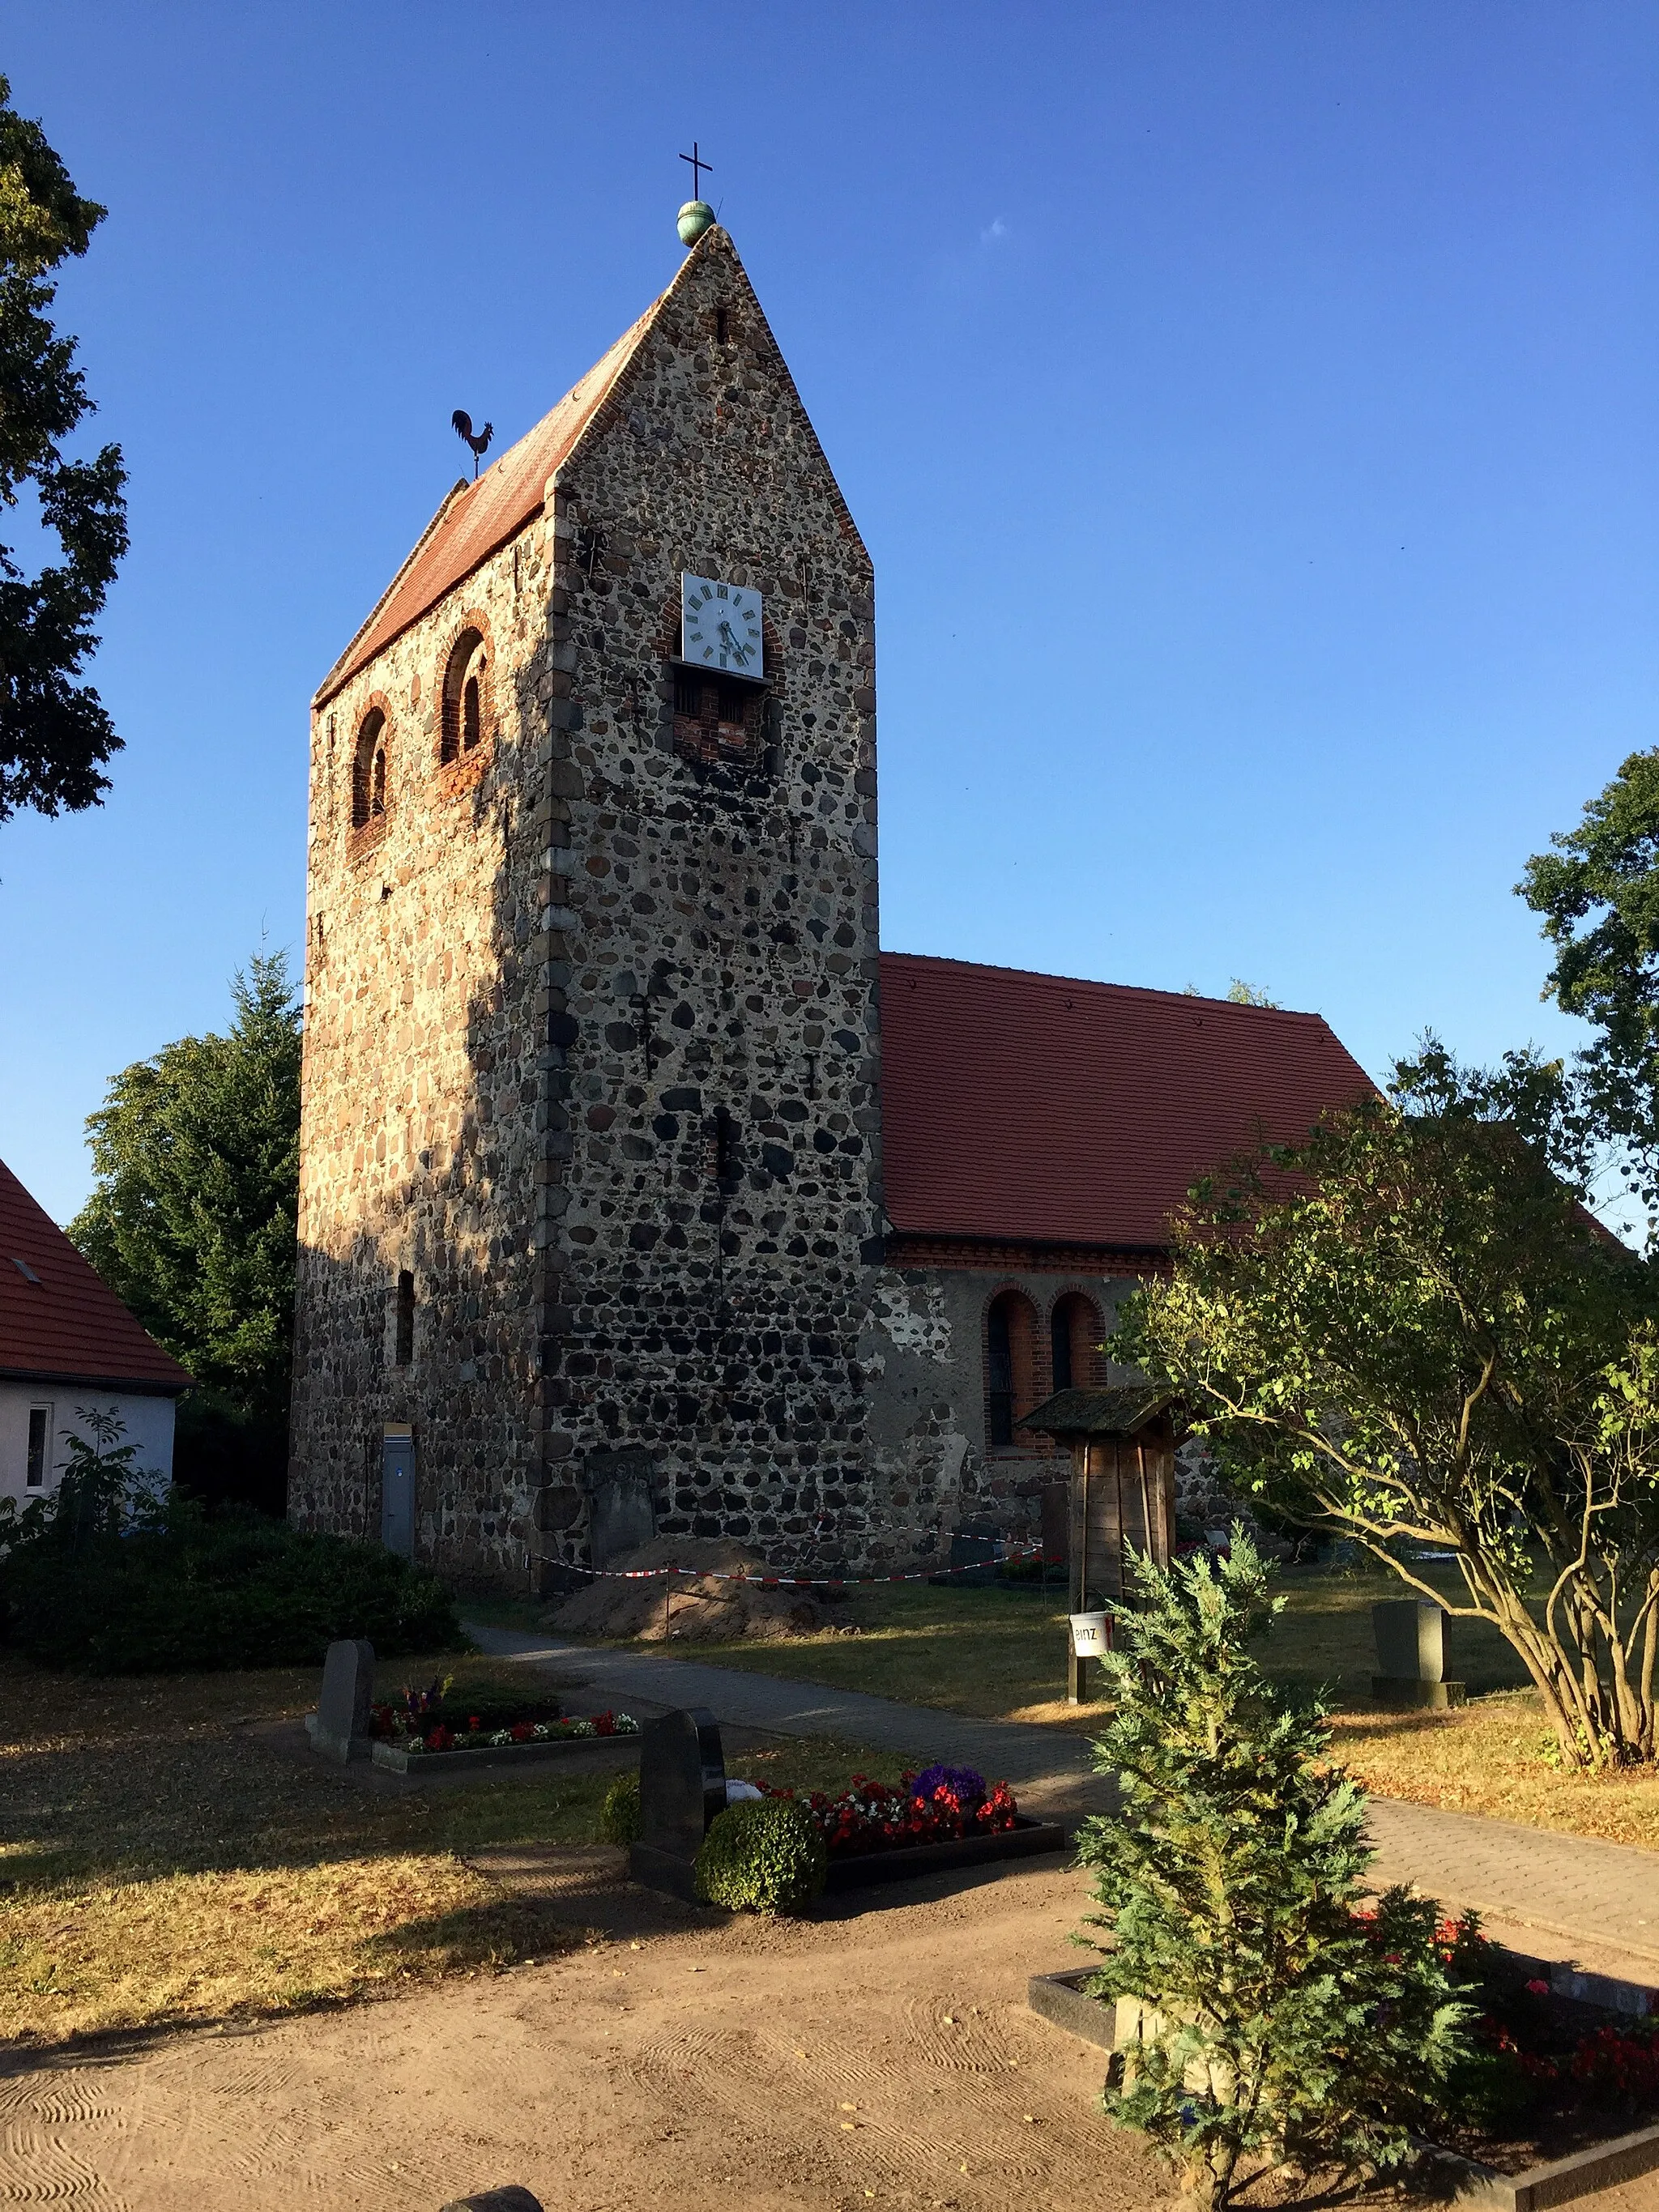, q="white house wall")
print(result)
[0,1386,175,1509]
